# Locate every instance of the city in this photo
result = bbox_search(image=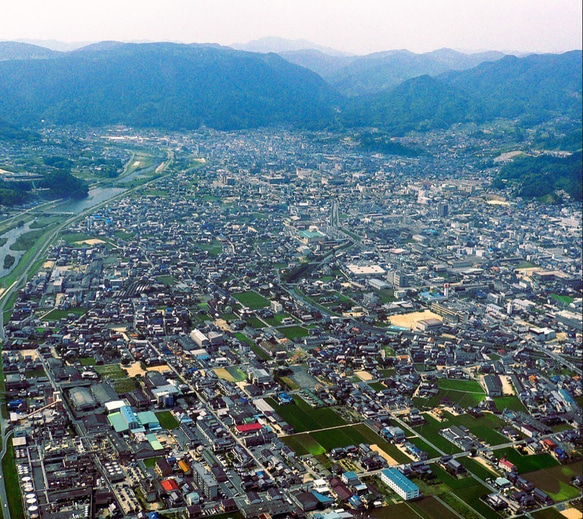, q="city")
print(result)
[0,123,581,519]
